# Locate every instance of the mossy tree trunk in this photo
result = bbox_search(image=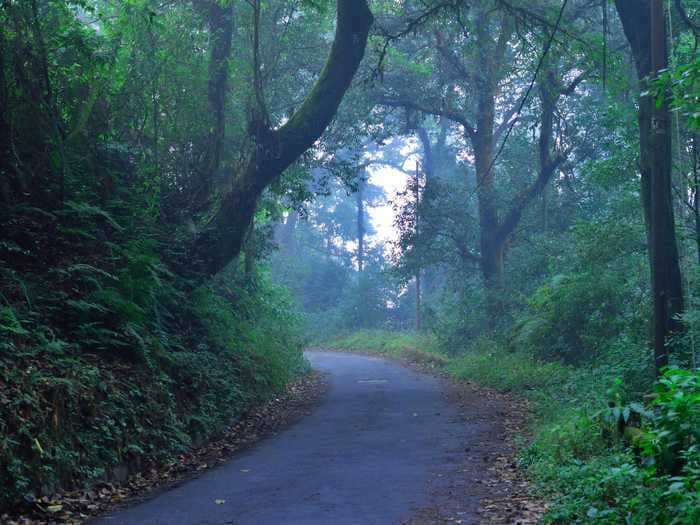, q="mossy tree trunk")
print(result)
[192,1,373,277]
